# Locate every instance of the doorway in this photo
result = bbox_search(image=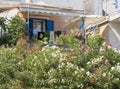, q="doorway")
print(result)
[33,19,45,39]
